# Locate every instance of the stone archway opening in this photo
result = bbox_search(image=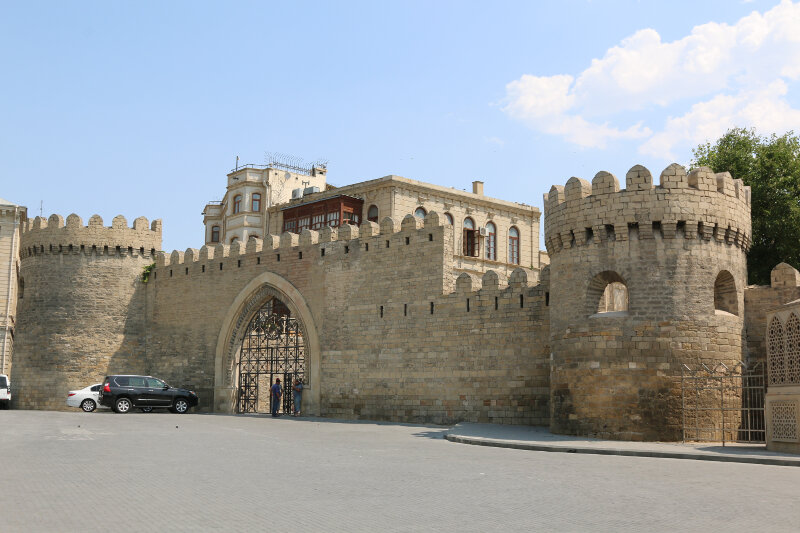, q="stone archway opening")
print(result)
[714,270,738,316]
[236,297,305,414]
[215,272,320,416]
[586,271,628,315]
